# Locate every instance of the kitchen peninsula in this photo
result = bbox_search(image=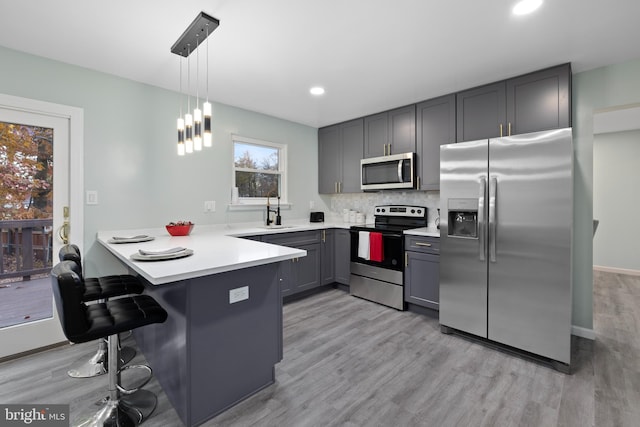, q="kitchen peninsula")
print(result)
[97,225,307,426]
